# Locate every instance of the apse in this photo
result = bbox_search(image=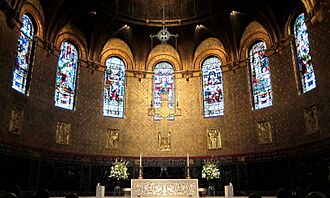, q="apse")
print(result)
[0,0,329,196]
